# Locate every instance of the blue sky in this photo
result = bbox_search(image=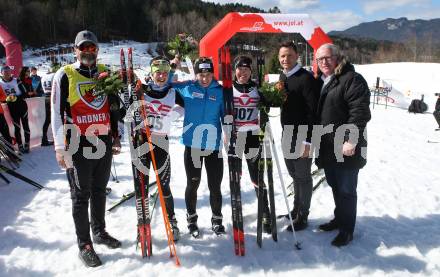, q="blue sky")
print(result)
[202,0,440,31]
